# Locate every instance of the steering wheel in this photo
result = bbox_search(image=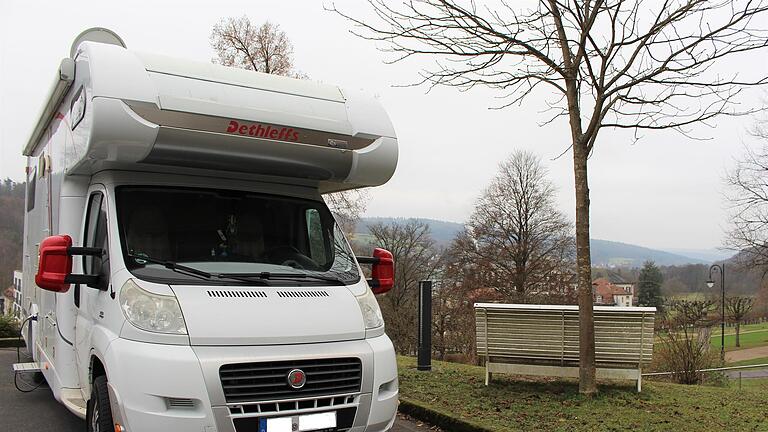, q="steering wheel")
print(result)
[281,259,305,269]
[262,246,320,271]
